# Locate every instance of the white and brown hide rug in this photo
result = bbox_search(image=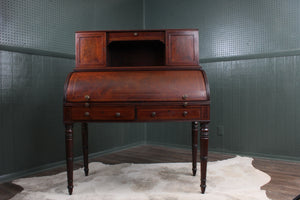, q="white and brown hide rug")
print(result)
[11,156,271,200]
